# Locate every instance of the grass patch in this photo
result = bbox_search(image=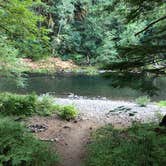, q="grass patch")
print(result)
[0,116,59,165]
[135,96,150,107]
[85,124,166,166]
[157,100,166,107]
